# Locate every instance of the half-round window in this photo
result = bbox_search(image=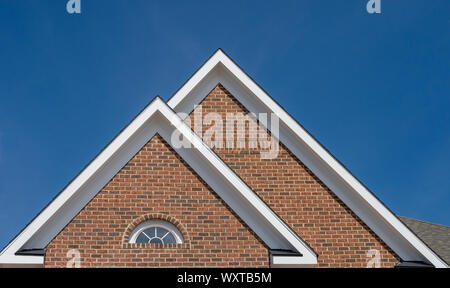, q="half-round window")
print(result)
[129,220,183,244]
